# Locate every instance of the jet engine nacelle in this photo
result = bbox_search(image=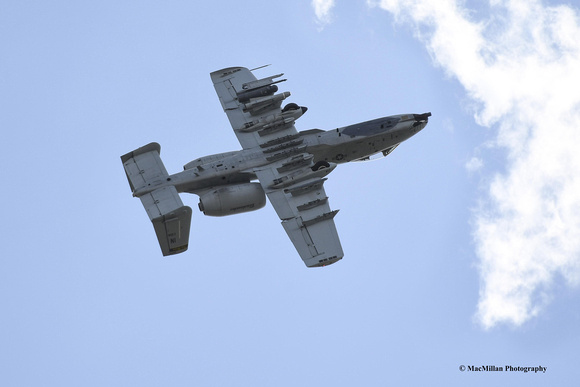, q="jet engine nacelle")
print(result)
[198,183,266,217]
